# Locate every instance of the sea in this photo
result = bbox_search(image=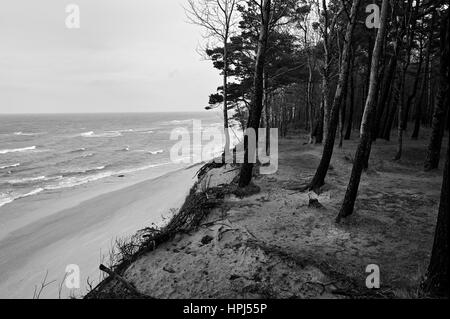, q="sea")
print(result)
[0,112,231,209]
